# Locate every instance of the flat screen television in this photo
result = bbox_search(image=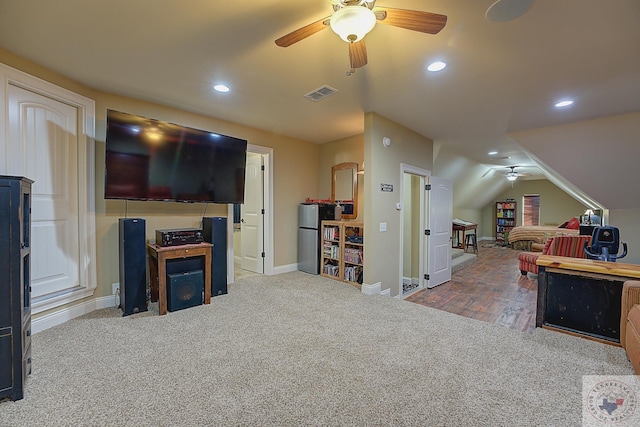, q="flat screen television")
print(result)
[104,110,247,203]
